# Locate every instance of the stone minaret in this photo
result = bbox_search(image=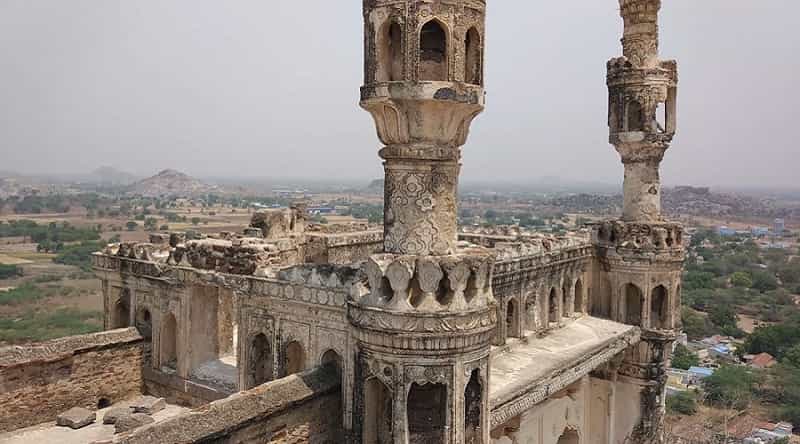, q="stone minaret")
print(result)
[350,1,495,443]
[594,1,684,442]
